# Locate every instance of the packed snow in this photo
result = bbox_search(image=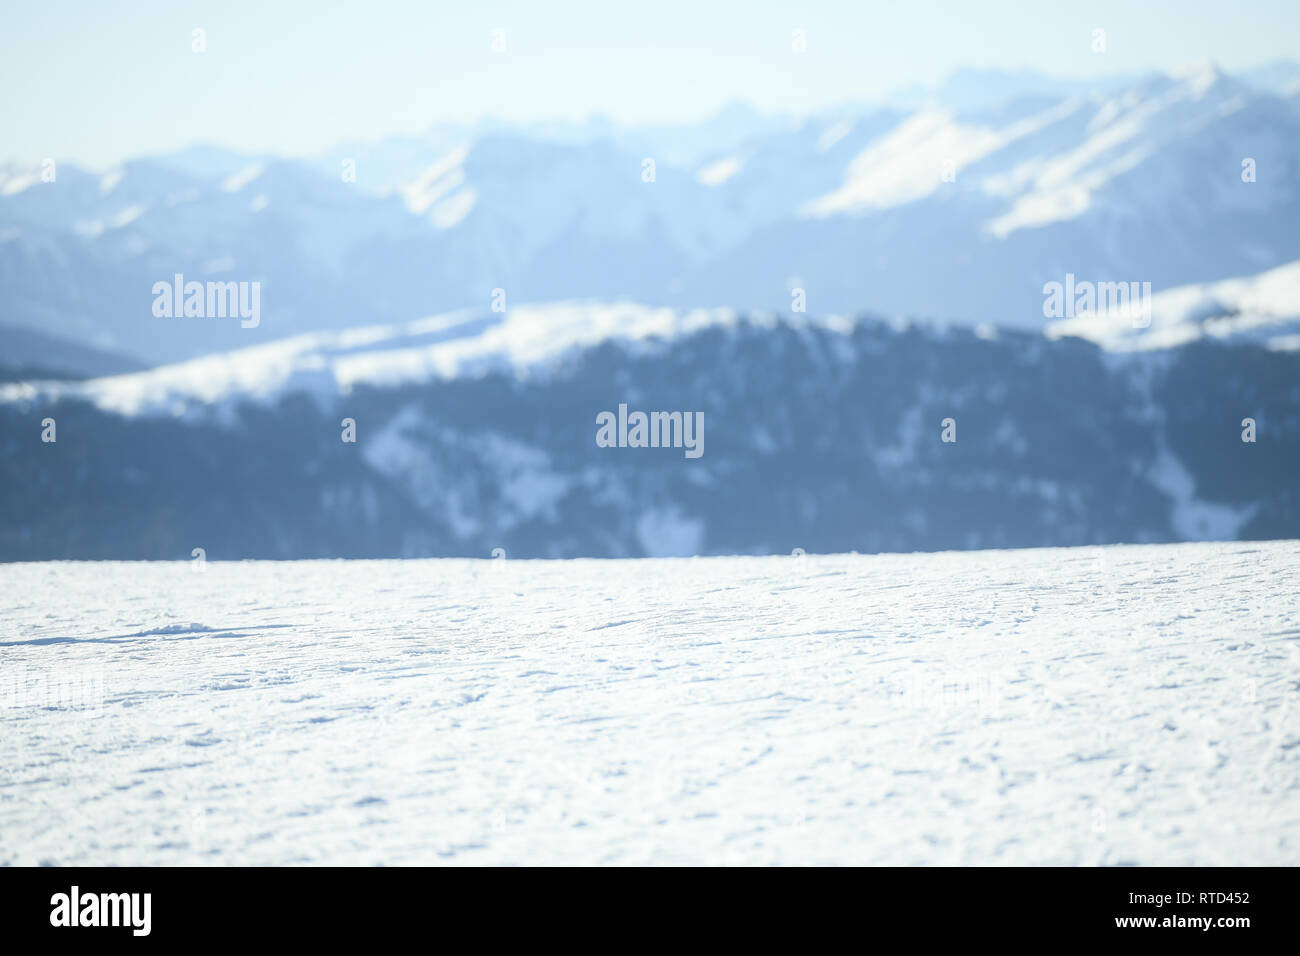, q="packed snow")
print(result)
[2,541,1297,865]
